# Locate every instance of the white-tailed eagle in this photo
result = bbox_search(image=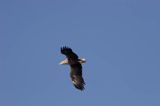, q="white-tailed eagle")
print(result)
[60,46,86,90]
